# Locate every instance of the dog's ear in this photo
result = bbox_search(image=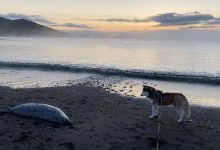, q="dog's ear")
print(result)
[149,86,156,92]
